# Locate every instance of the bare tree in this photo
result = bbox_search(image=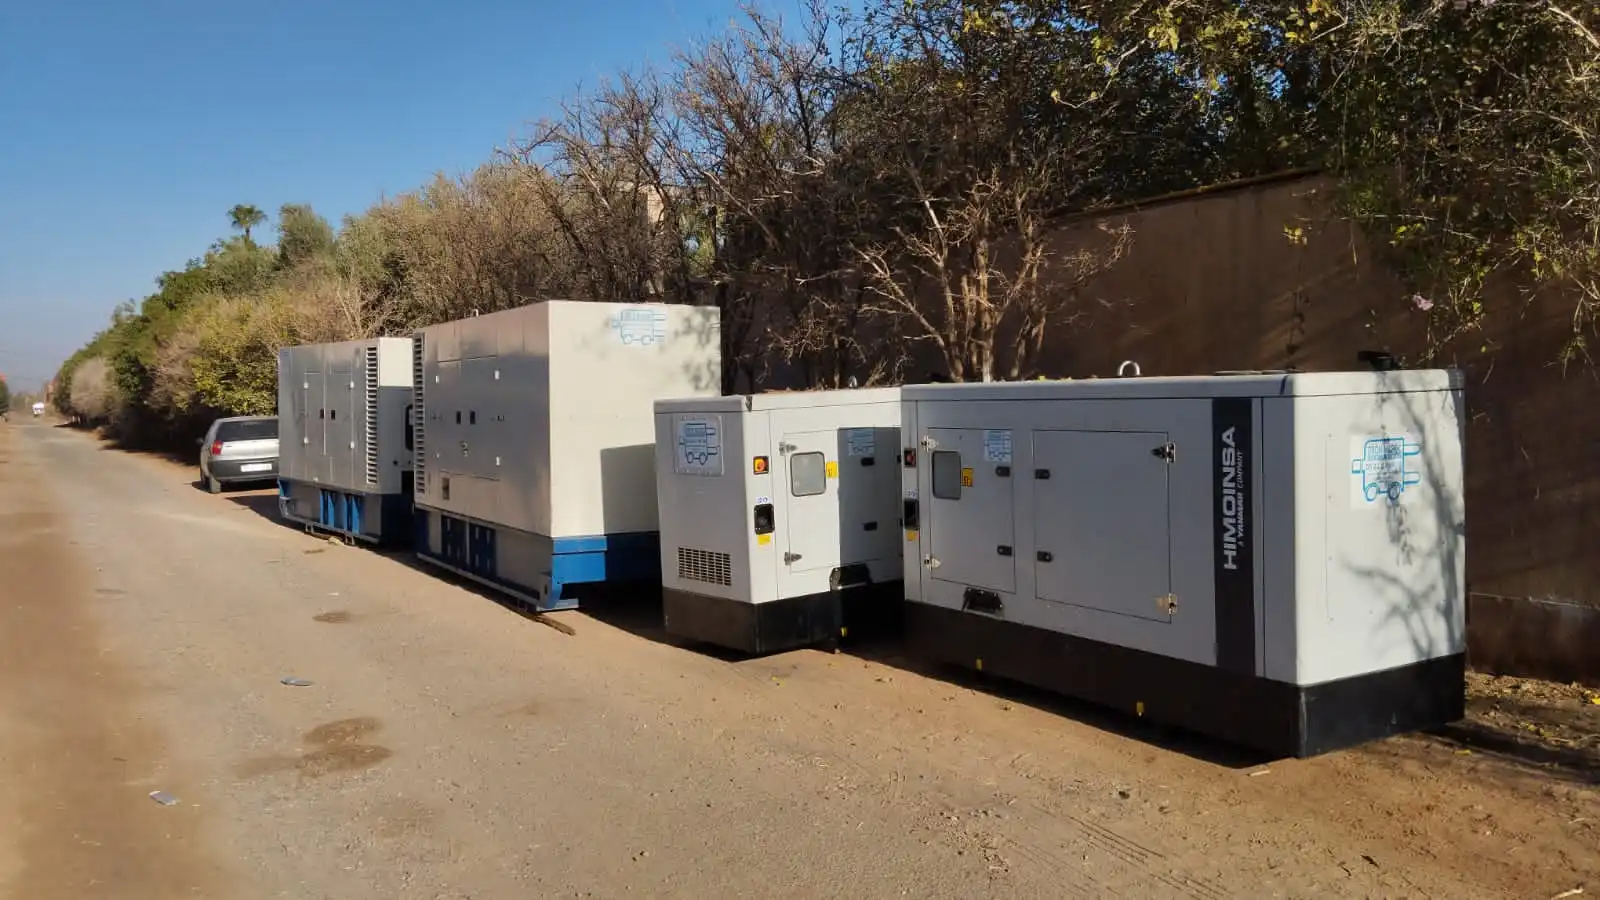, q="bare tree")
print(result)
[858,158,1132,381]
[510,71,706,308]
[670,1,905,389]
[844,0,1133,381]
